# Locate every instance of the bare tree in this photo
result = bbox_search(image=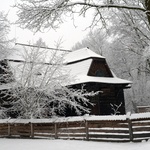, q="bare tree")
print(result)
[72,29,107,55]
[0,12,12,60]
